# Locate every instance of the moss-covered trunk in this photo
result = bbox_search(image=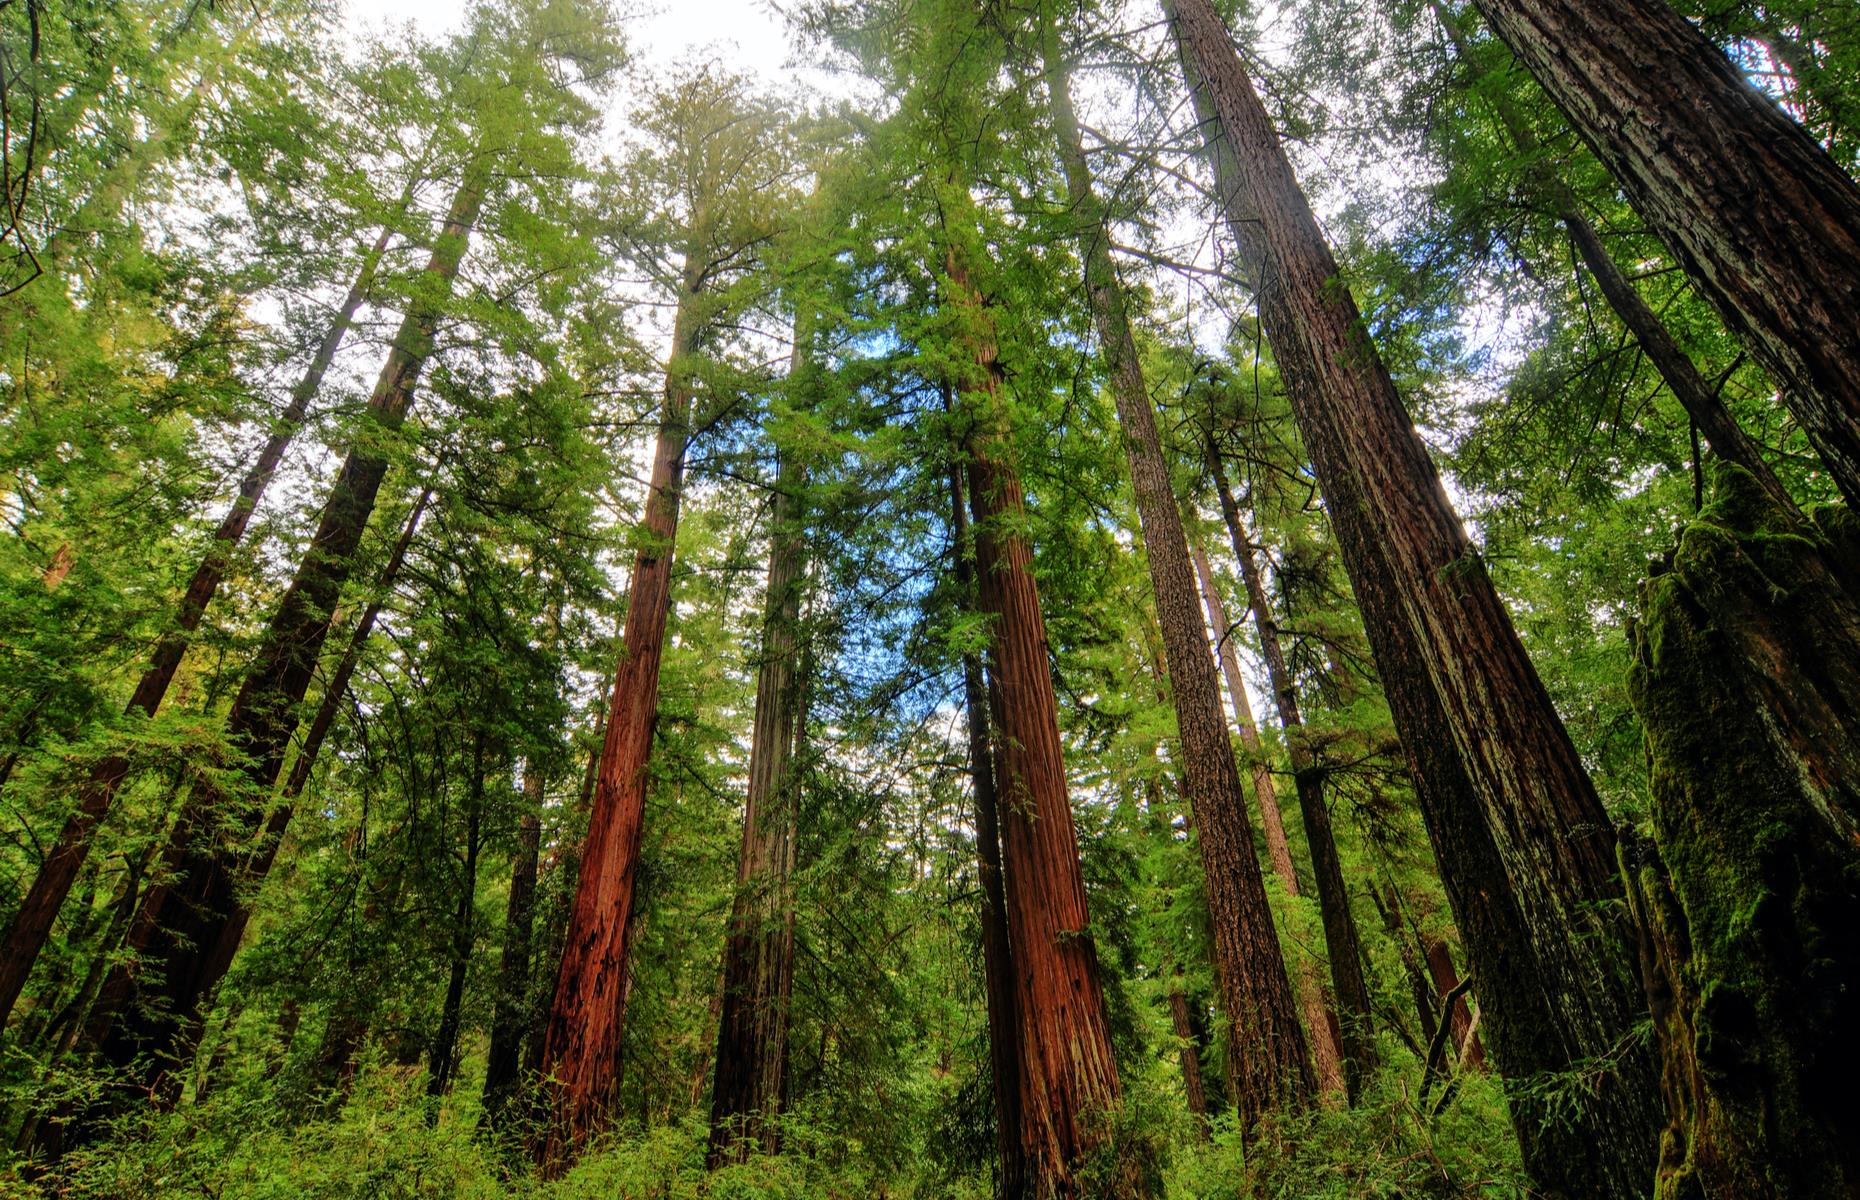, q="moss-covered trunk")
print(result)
[1625,463,1860,1199]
